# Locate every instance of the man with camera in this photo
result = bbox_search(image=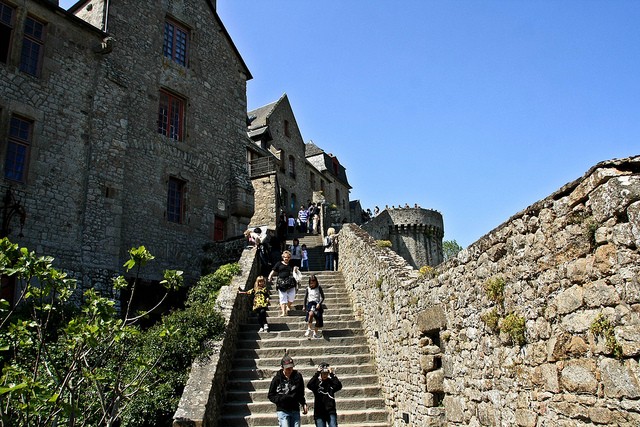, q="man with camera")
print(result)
[307,362,343,427]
